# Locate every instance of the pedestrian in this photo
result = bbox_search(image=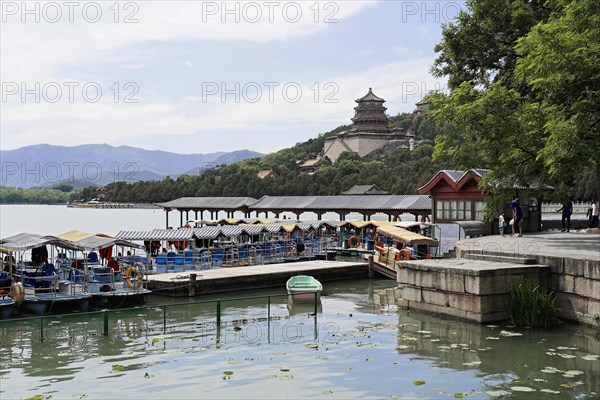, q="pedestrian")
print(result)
[586,201,593,228]
[592,199,599,229]
[498,211,507,237]
[510,198,523,237]
[557,196,573,232]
